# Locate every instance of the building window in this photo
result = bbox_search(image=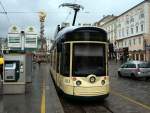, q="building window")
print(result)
[126,20,129,24]
[121,41,123,47]
[118,23,121,28]
[124,40,126,46]
[130,17,134,23]
[141,24,144,31]
[132,54,135,60]
[136,26,138,33]
[139,13,144,19]
[136,54,139,60]
[141,13,144,18]
[122,28,124,37]
[131,28,134,34]
[139,38,141,45]
[26,38,36,44]
[129,39,131,46]
[9,37,20,43]
[140,54,144,61]
[133,39,136,45]
[127,28,129,36]
[119,30,121,37]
